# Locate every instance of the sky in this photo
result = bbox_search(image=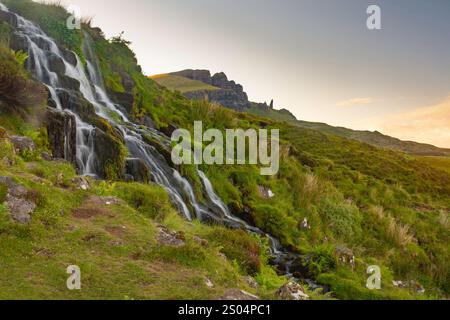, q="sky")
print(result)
[45,0,450,147]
